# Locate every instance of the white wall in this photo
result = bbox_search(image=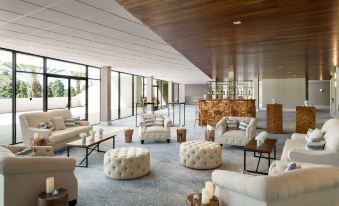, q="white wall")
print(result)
[308,80,330,107]
[262,78,306,110]
[185,84,208,104]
